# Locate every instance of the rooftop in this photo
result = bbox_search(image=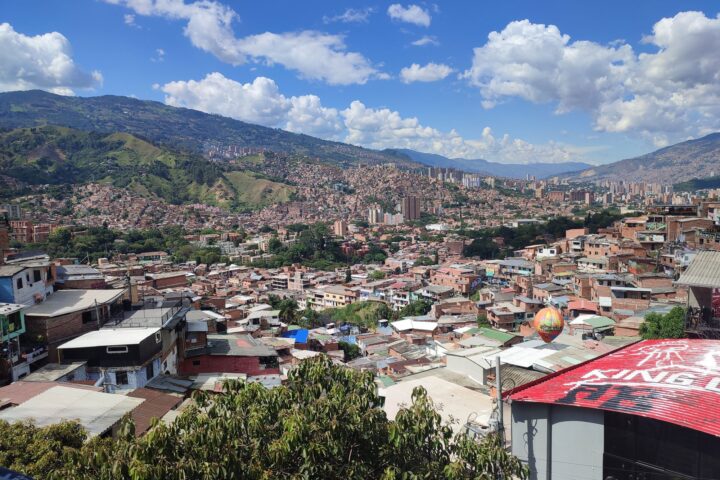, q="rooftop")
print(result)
[24,289,125,317]
[381,376,493,434]
[677,251,720,288]
[0,303,24,316]
[23,362,87,382]
[206,334,278,357]
[0,385,144,437]
[508,339,720,437]
[58,327,160,349]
